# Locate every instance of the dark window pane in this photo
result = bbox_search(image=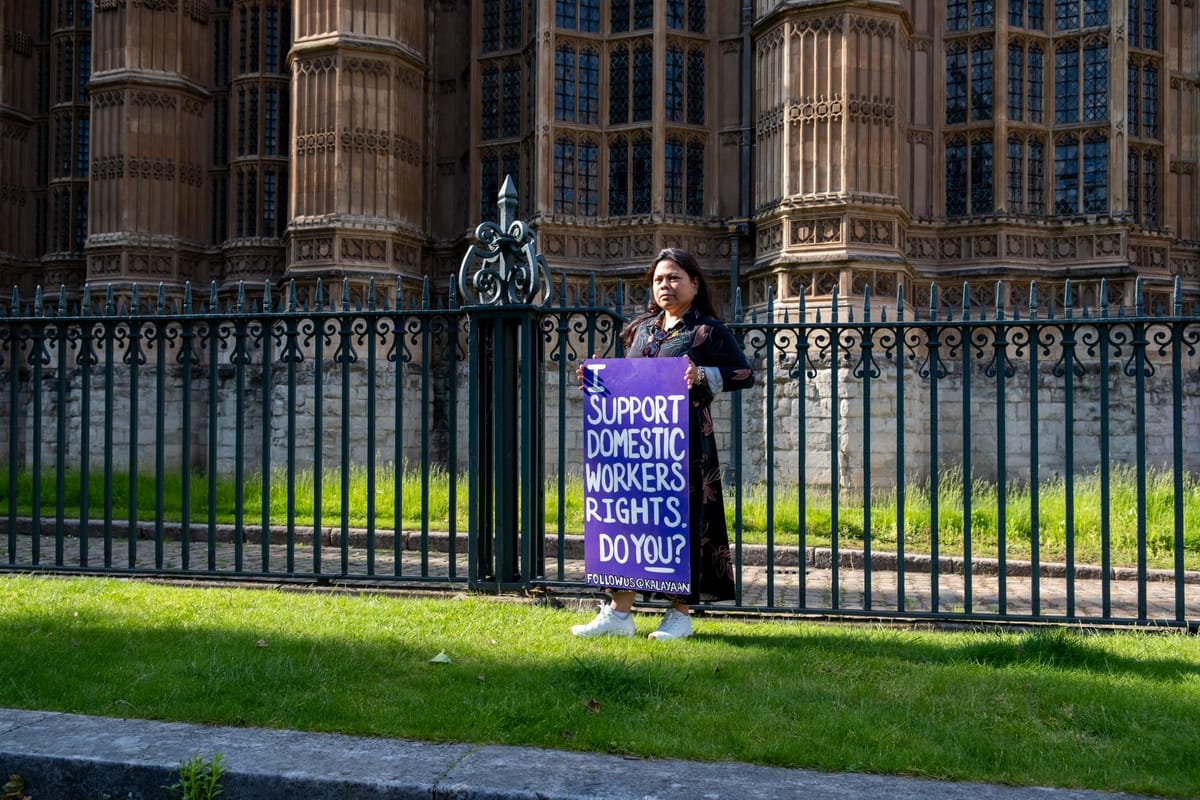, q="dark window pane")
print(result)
[687,48,705,125]
[556,0,576,29]
[665,45,684,122]
[611,0,629,33]
[634,0,653,30]
[1010,0,1025,26]
[481,153,499,222]
[970,43,993,121]
[1028,0,1044,29]
[1054,136,1079,214]
[1083,0,1107,27]
[609,137,628,215]
[609,46,628,124]
[1029,138,1045,213]
[665,136,683,214]
[946,137,968,216]
[1082,133,1106,213]
[1082,39,1107,122]
[971,136,994,214]
[946,44,968,124]
[481,66,499,139]
[667,0,684,29]
[632,44,653,122]
[581,0,600,32]
[554,138,574,213]
[632,135,652,214]
[948,0,968,31]
[1008,43,1023,120]
[1008,137,1024,212]
[580,48,599,124]
[1143,151,1158,225]
[689,0,705,33]
[1054,42,1079,123]
[503,0,522,48]
[972,0,994,28]
[1141,65,1157,137]
[579,139,598,216]
[482,0,500,51]
[503,64,522,136]
[686,139,704,216]
[555,45,575,121]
